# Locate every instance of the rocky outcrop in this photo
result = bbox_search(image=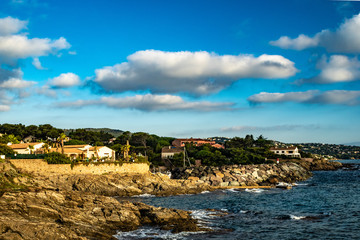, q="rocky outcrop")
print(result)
[171,162,313,186]
[0,190,205,240]
[35,172,213,197]
[297,159,343,171]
